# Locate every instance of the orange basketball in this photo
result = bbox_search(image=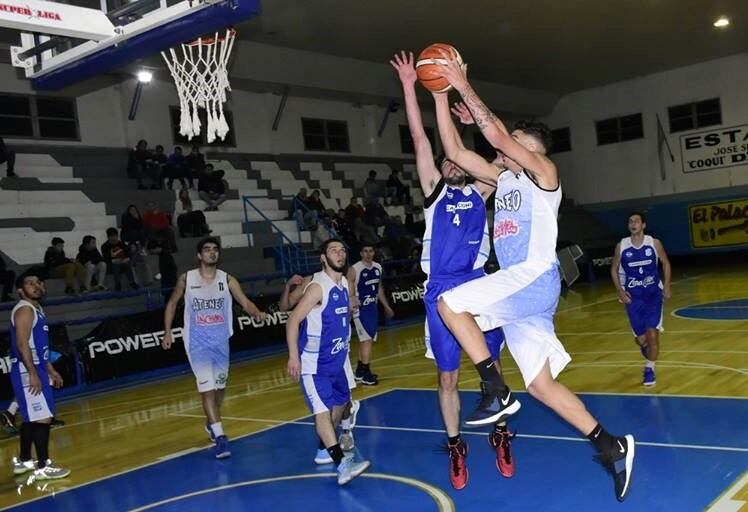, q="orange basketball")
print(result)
[416,43,464,93]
